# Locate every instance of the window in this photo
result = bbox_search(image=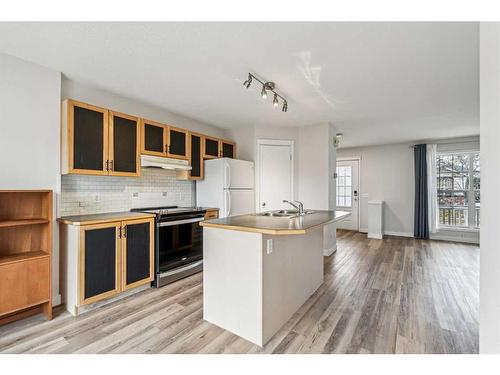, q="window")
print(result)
[436,152,480,228]
[336,166,352,207]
